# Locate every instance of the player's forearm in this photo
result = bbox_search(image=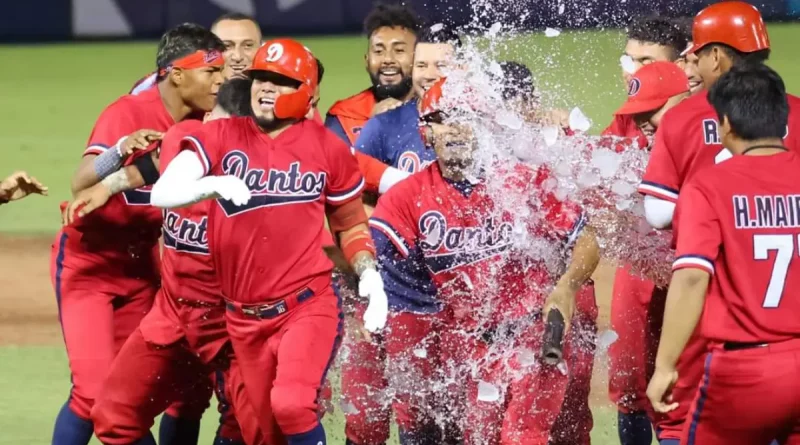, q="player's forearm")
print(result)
[338,223,378,275]
[99,165,144,196]
[556,226,600,292]
[151,151,214,209]
[655,268,709,369]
